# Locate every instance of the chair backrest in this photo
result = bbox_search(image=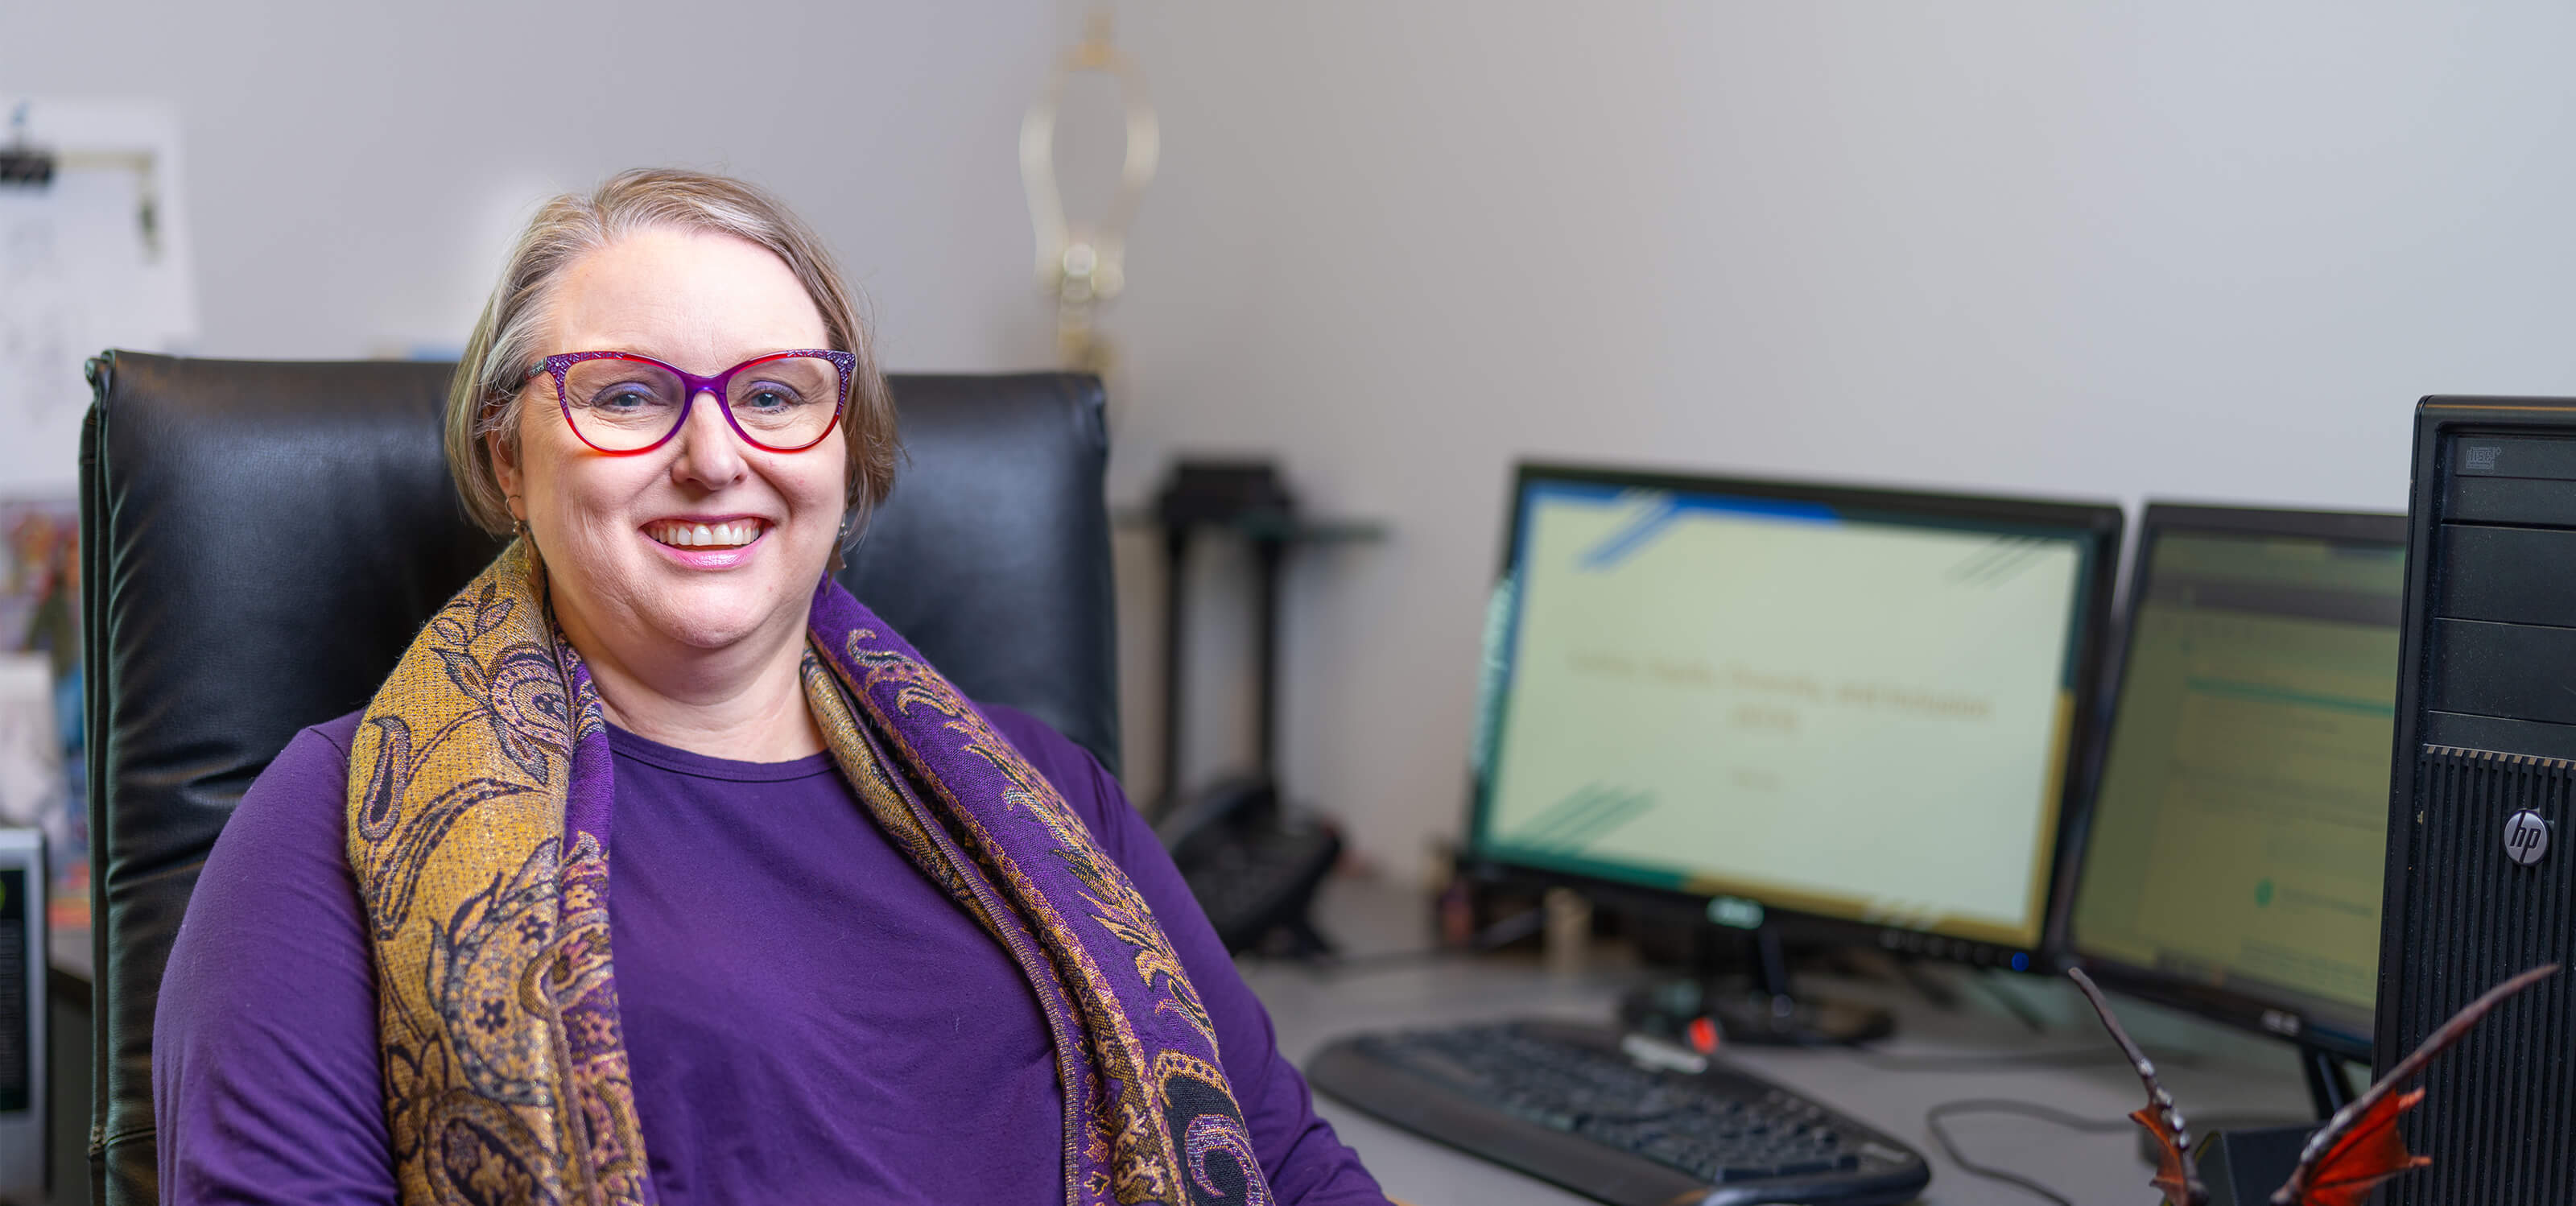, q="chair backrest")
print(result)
[77,353,1119,1204]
